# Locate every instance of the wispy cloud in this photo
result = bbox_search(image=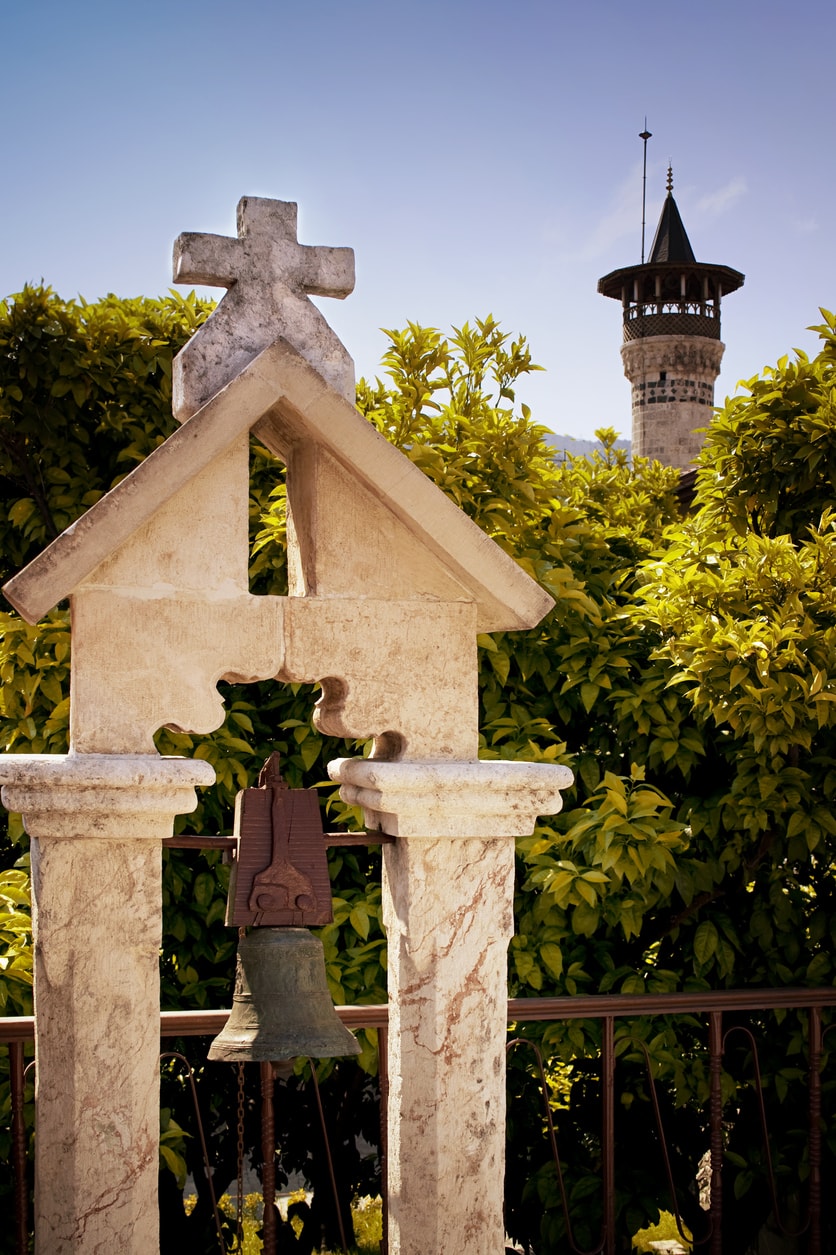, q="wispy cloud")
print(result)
[696,177,747,218]
[558,168,747,265]
[791,216,819,235]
